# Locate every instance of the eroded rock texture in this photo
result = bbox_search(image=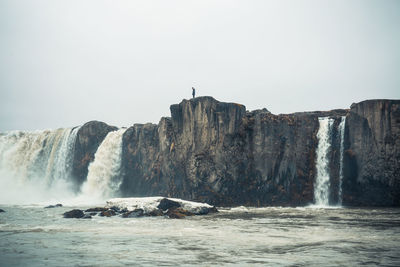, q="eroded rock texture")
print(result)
[343,100,400,206]
[120,97,348,206]
[69,97,399,207]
